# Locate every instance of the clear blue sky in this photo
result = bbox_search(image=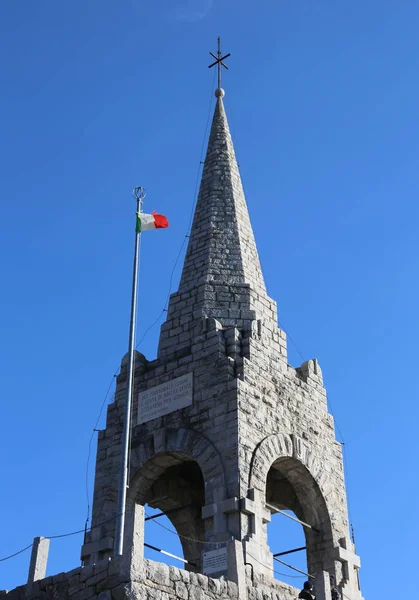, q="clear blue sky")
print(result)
[1,1,418,597]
